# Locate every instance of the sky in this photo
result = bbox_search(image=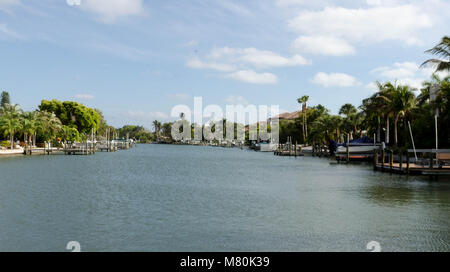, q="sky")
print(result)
[0,0,448,128]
